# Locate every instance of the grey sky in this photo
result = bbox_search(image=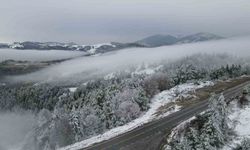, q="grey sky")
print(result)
[0,0,250,44]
